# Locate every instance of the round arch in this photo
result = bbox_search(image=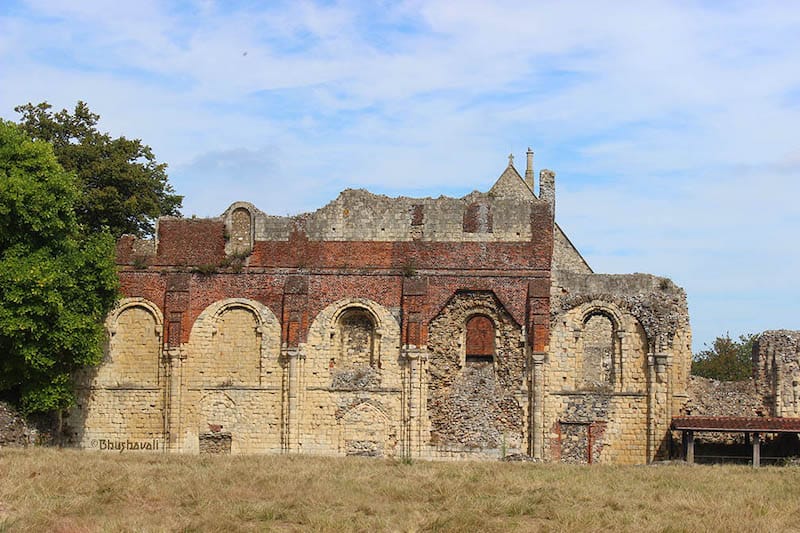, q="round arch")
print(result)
[309,297,400,342]
[306,298,401,375]
[106,297,164,337]
[189,297,280,340]
[575,300,625,333]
